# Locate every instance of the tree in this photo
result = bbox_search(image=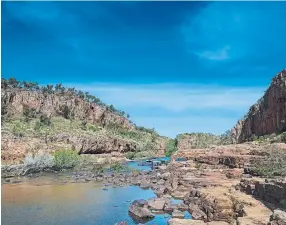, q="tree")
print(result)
[22,81,38,90]
[1,78,8,89]
[7,78,19,88]
[55,83,65,93]
[109,104,116,112]
[67,88,76,96]
[126,114,130,119]
[77,90,84,99]
[91,96,101,104]
[40,114,52,126]
[46,85,54,94]
[58,105,71,119]
[23,105,37,122]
